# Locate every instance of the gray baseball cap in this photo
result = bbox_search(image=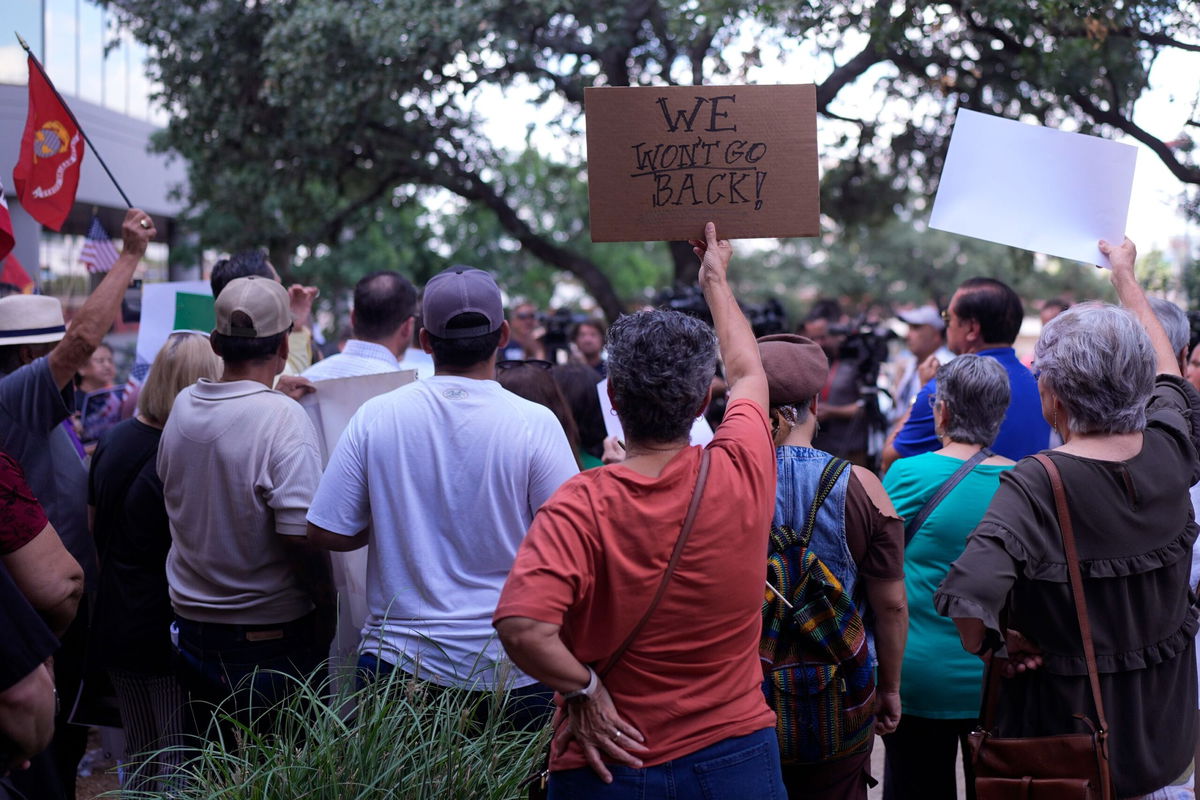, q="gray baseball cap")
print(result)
[422,267,503,339]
